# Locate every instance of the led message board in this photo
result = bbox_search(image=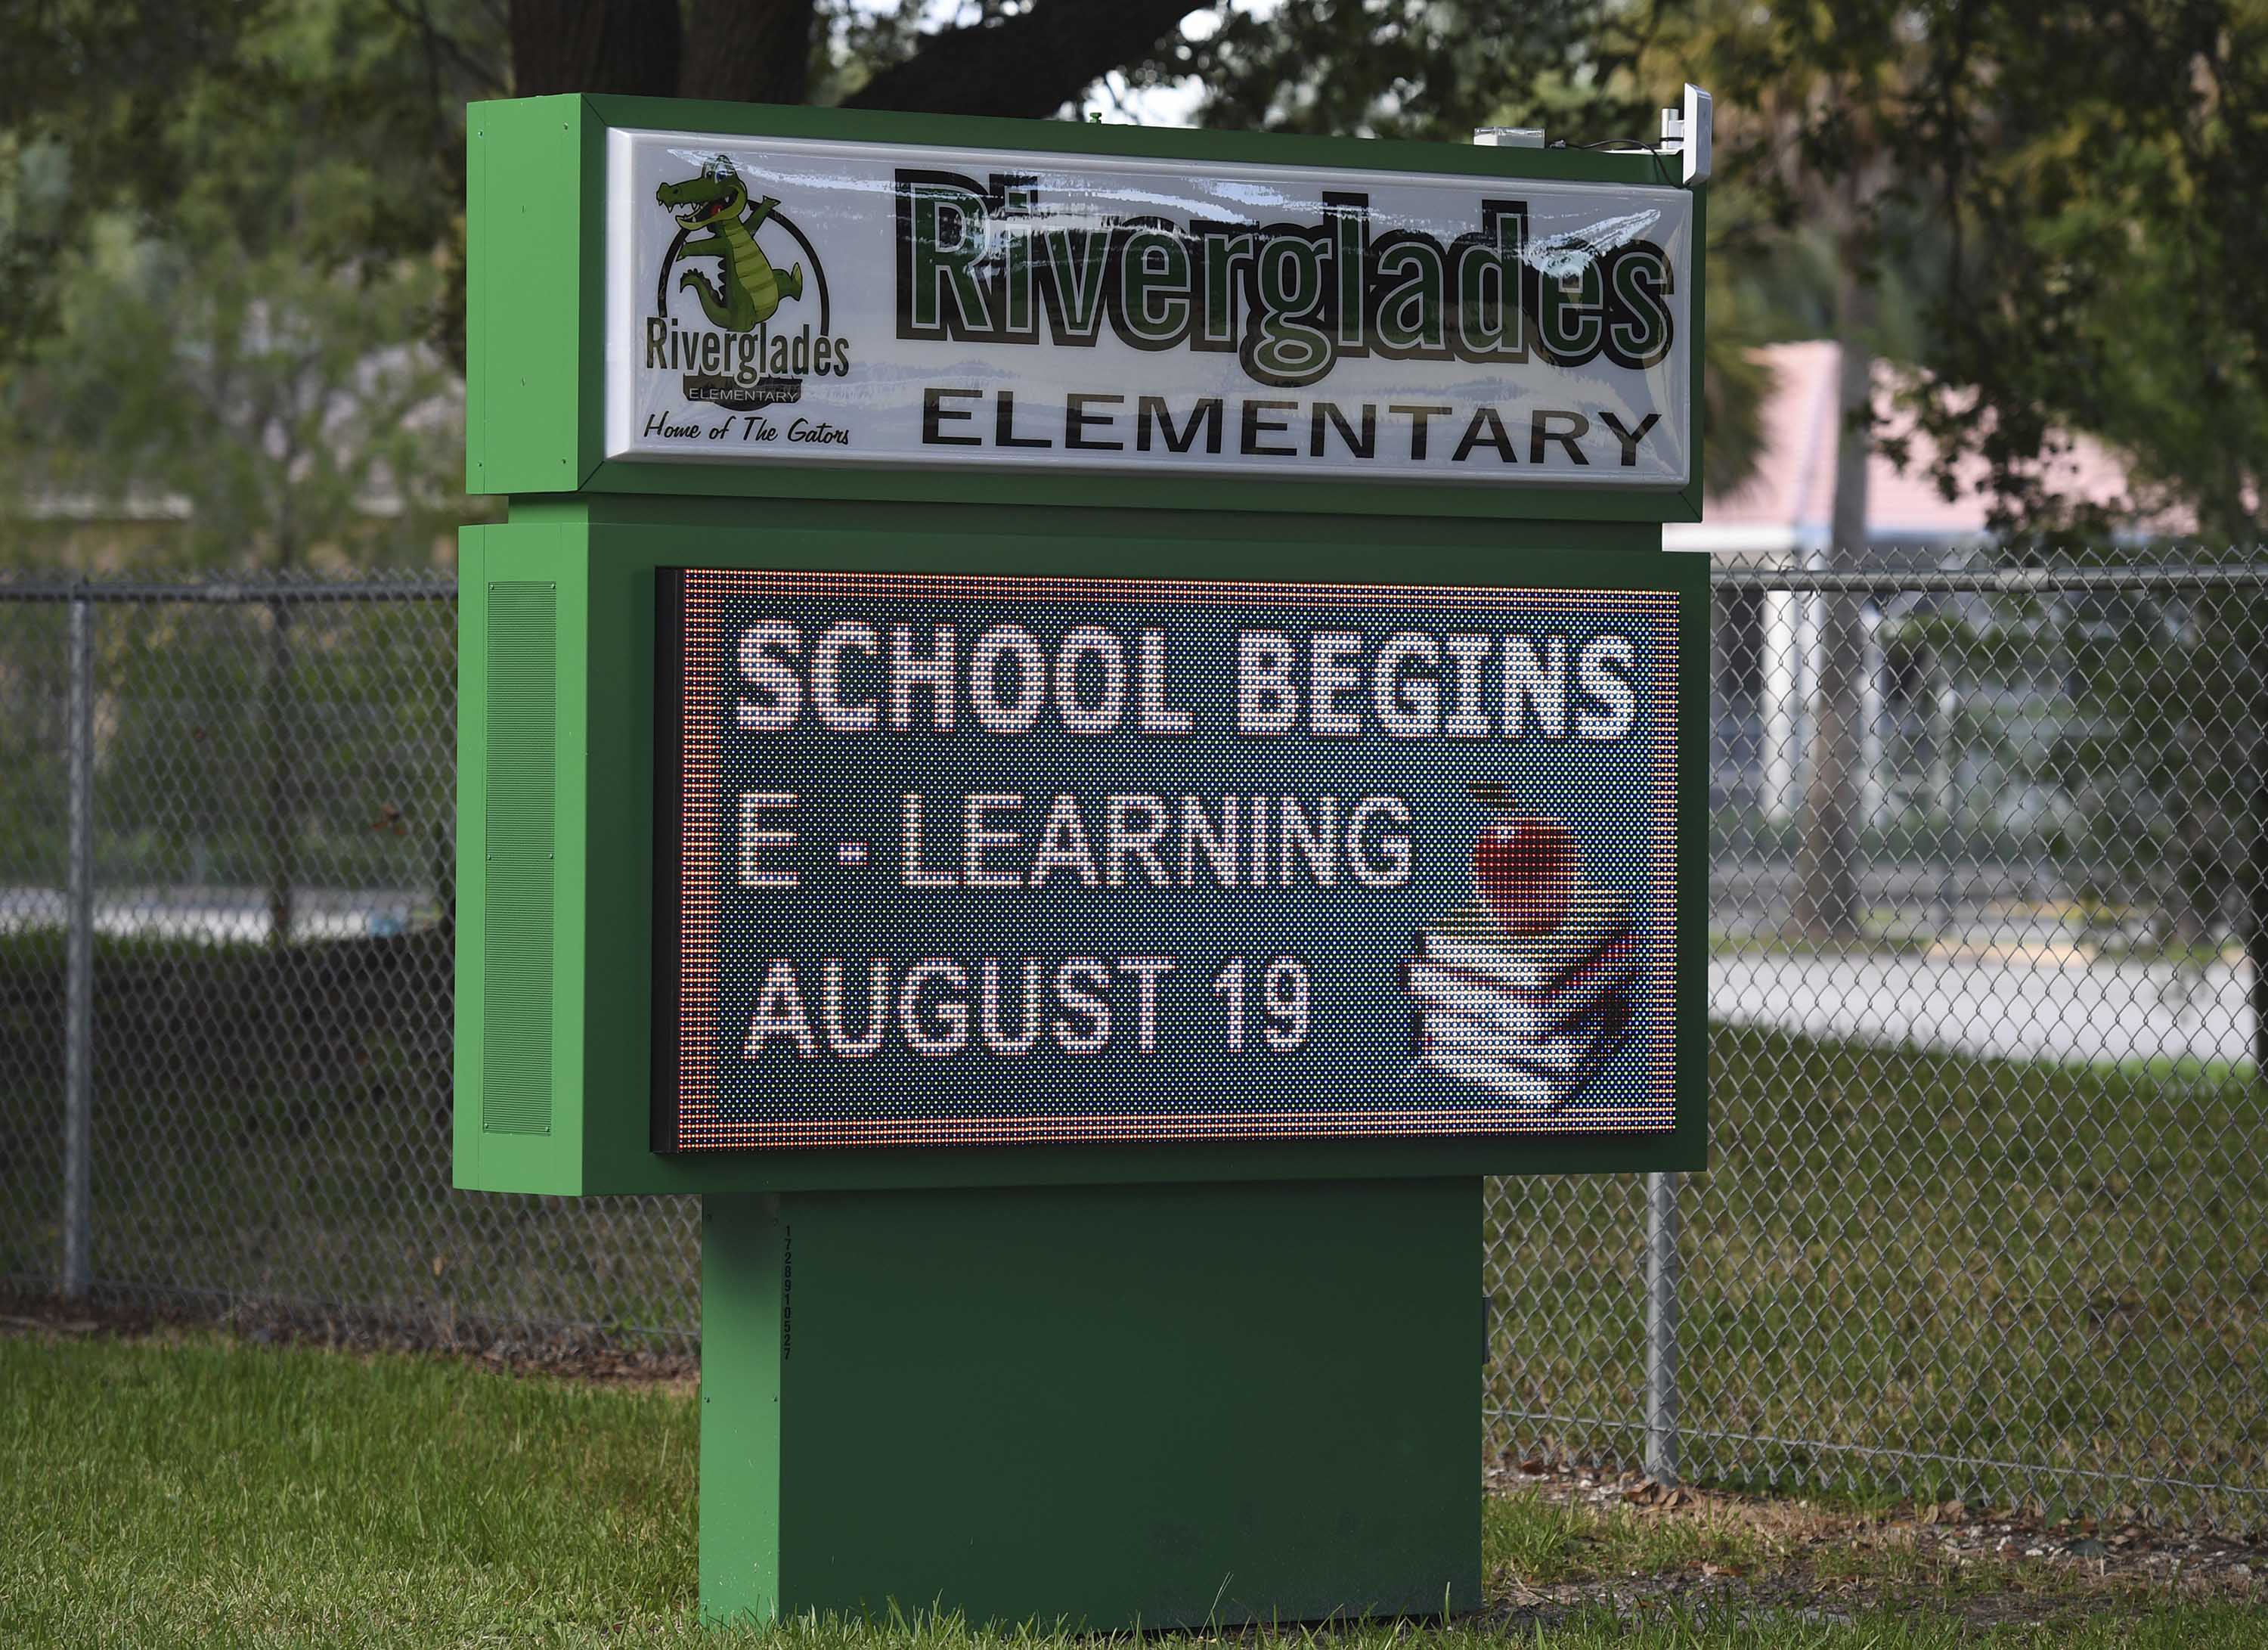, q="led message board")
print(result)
[654,569,1681,1152]
[605,128,1695,488]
